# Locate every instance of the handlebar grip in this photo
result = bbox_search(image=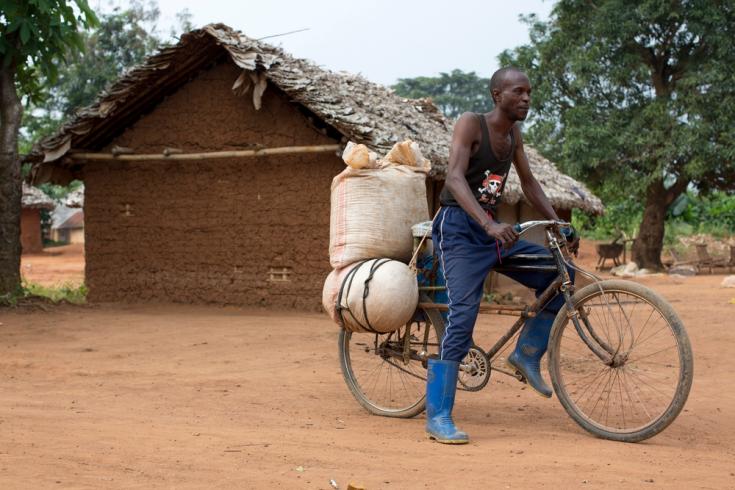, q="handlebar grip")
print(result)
[513,223,522,234]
